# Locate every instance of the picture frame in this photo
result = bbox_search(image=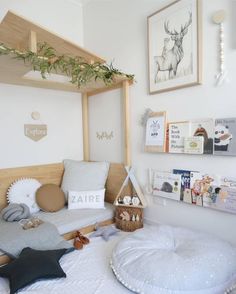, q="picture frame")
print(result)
[147,0,202,94]
[145,111,166,153]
